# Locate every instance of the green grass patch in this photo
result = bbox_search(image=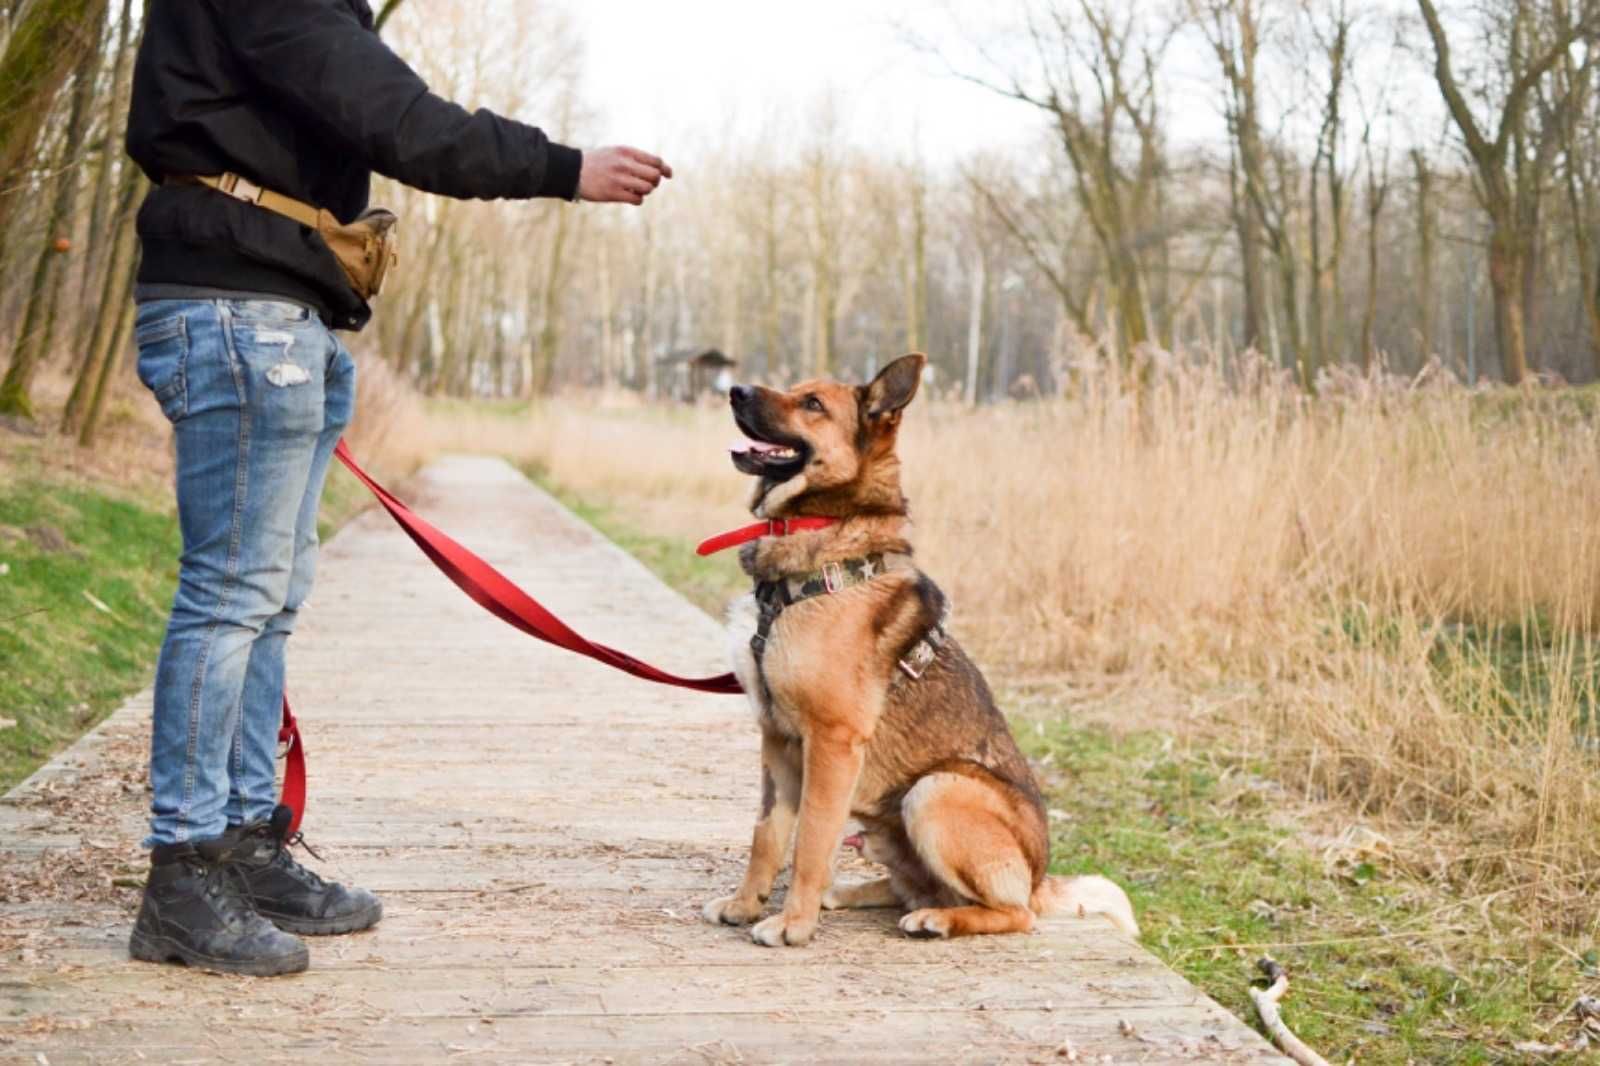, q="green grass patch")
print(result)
[1015,703,1596,1064]
[0,459,381,794]
[0,477,179,793]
